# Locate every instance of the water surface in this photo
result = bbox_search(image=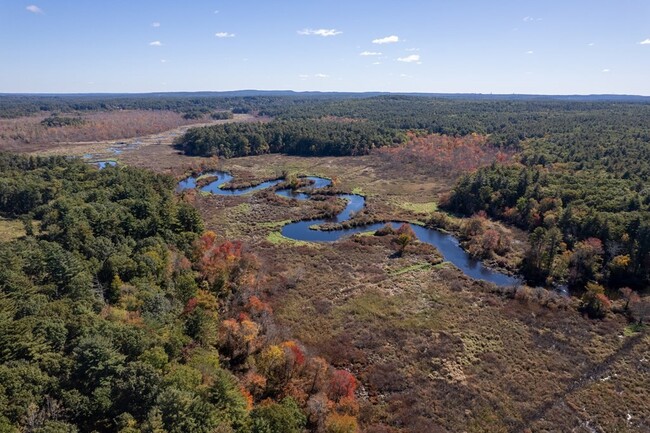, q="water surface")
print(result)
[177,171,521,287]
